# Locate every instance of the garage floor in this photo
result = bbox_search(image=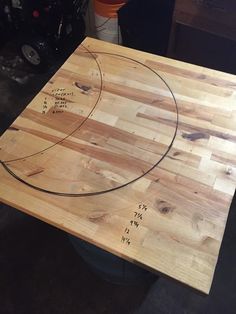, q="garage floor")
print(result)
[0,40,236,314]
